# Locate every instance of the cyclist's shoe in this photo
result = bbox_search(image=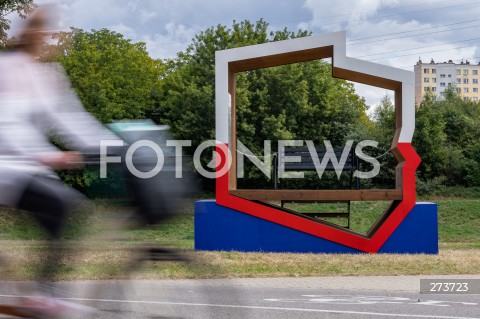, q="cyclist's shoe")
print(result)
[21,296,95,318]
